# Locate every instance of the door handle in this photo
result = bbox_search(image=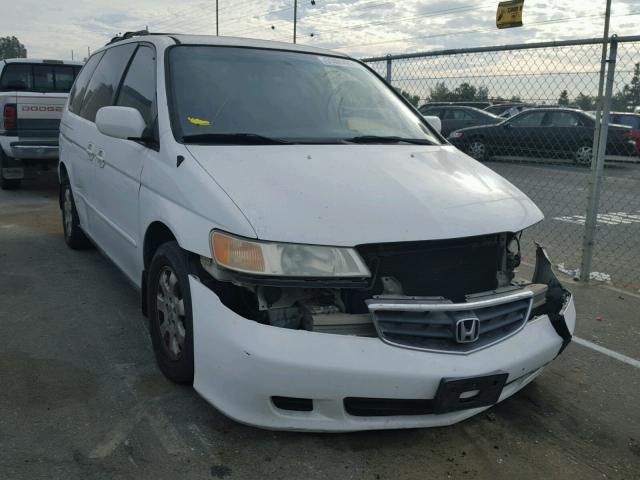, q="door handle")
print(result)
[86,143,95,161]
[95,149,105,168]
